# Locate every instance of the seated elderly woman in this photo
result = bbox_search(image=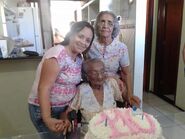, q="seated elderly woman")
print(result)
[65,58,140,135]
